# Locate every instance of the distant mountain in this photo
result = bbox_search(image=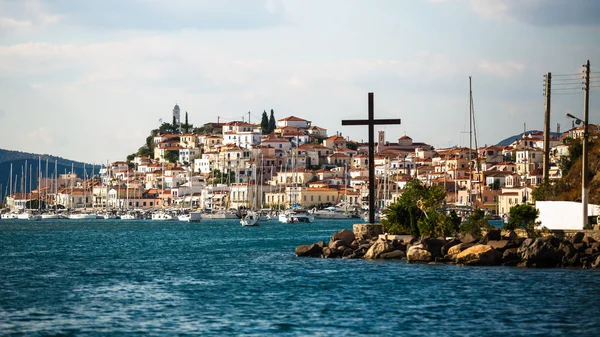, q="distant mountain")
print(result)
[0,149,101,198]
[495,130,562,147]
